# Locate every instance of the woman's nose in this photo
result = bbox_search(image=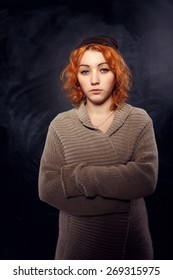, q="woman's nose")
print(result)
[90,72,100,85]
